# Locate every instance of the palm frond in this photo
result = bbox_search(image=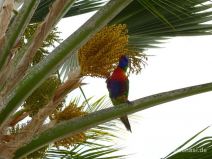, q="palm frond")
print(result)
[59,0,212,78]
[46,145,125,159]
[82,96,119,143]
[31,0,108,23]
[60,52,79,81]
[165,126,212,159]
[110,0,212,49]
[45,96,124,159]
